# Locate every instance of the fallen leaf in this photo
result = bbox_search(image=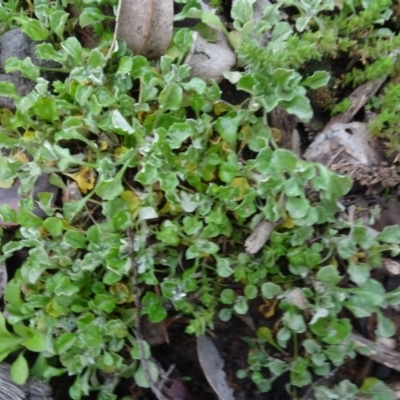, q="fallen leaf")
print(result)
[197,335,235,400]
[245,219,280,254]
[0,264,7,299]
[286,288,309,310]
[258,298,279,318]
[64,167,96,194]
[384,258,400,275]
[62,180,82,203]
